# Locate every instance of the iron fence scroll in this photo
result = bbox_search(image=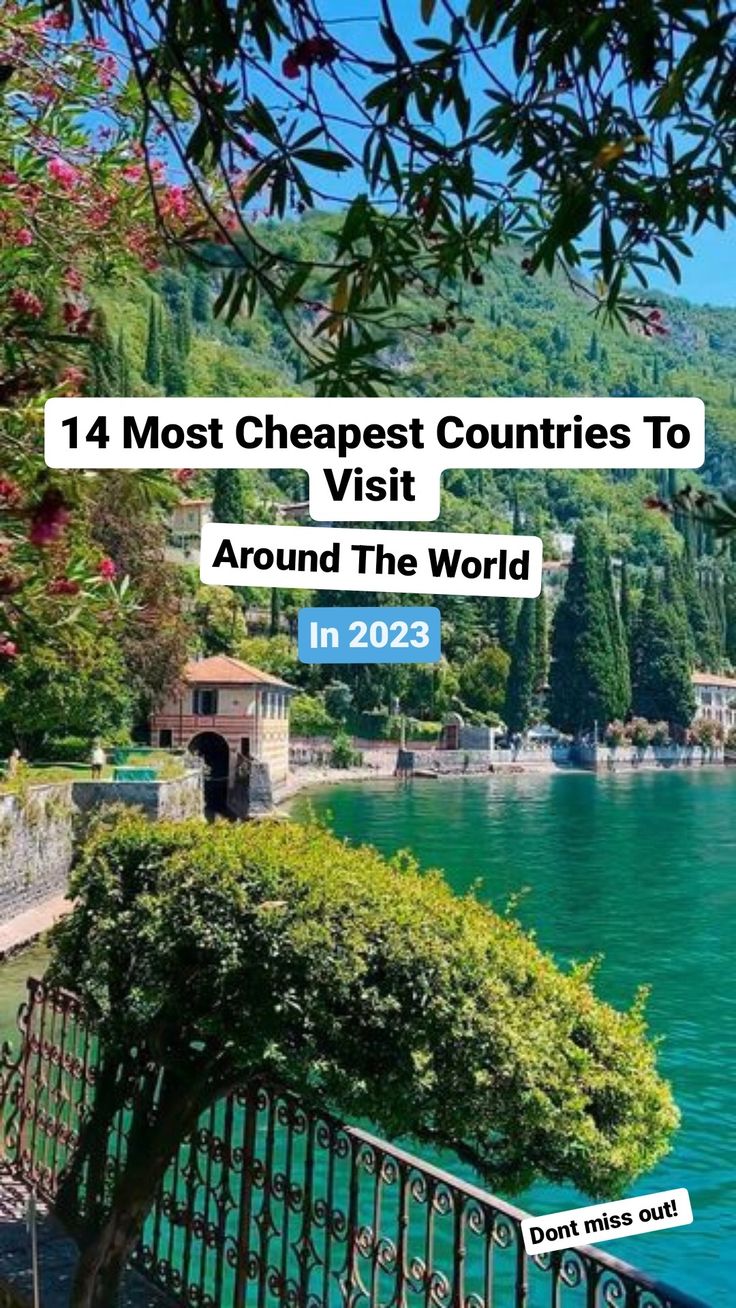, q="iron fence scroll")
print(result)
[0,980,710,1308]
